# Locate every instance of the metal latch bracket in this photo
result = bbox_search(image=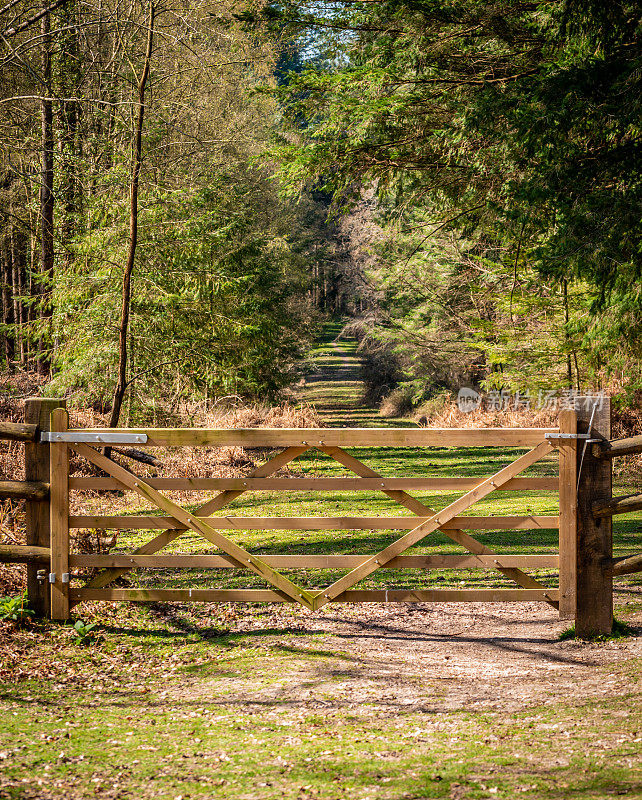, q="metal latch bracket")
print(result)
[545,433,597,441]
[41,432,148,444]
